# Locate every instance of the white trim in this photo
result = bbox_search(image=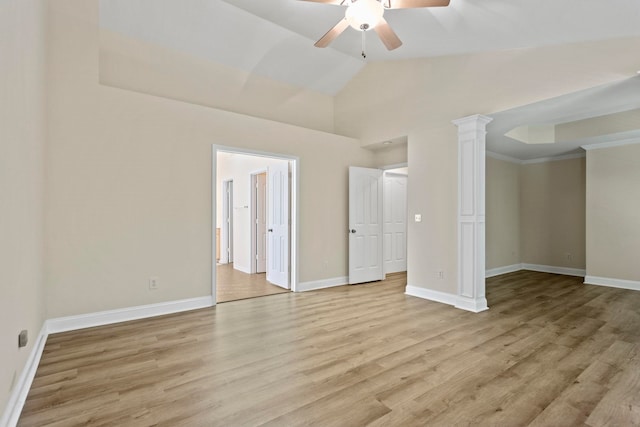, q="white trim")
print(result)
[297,276,348,292]
[406,285,488,312]
[455,296,489,313]
[486,264,523,278]
[1,323,48,427]
[521,152,585,165]
[582,138,640,151]
[46,296,213,334]
[1,296,215,426]
[486,151,522,164]
[584,275,640,291]
[521,263,585,277]
[486,150,587,165]
[405,285,459,307]
[380,162,408,170]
